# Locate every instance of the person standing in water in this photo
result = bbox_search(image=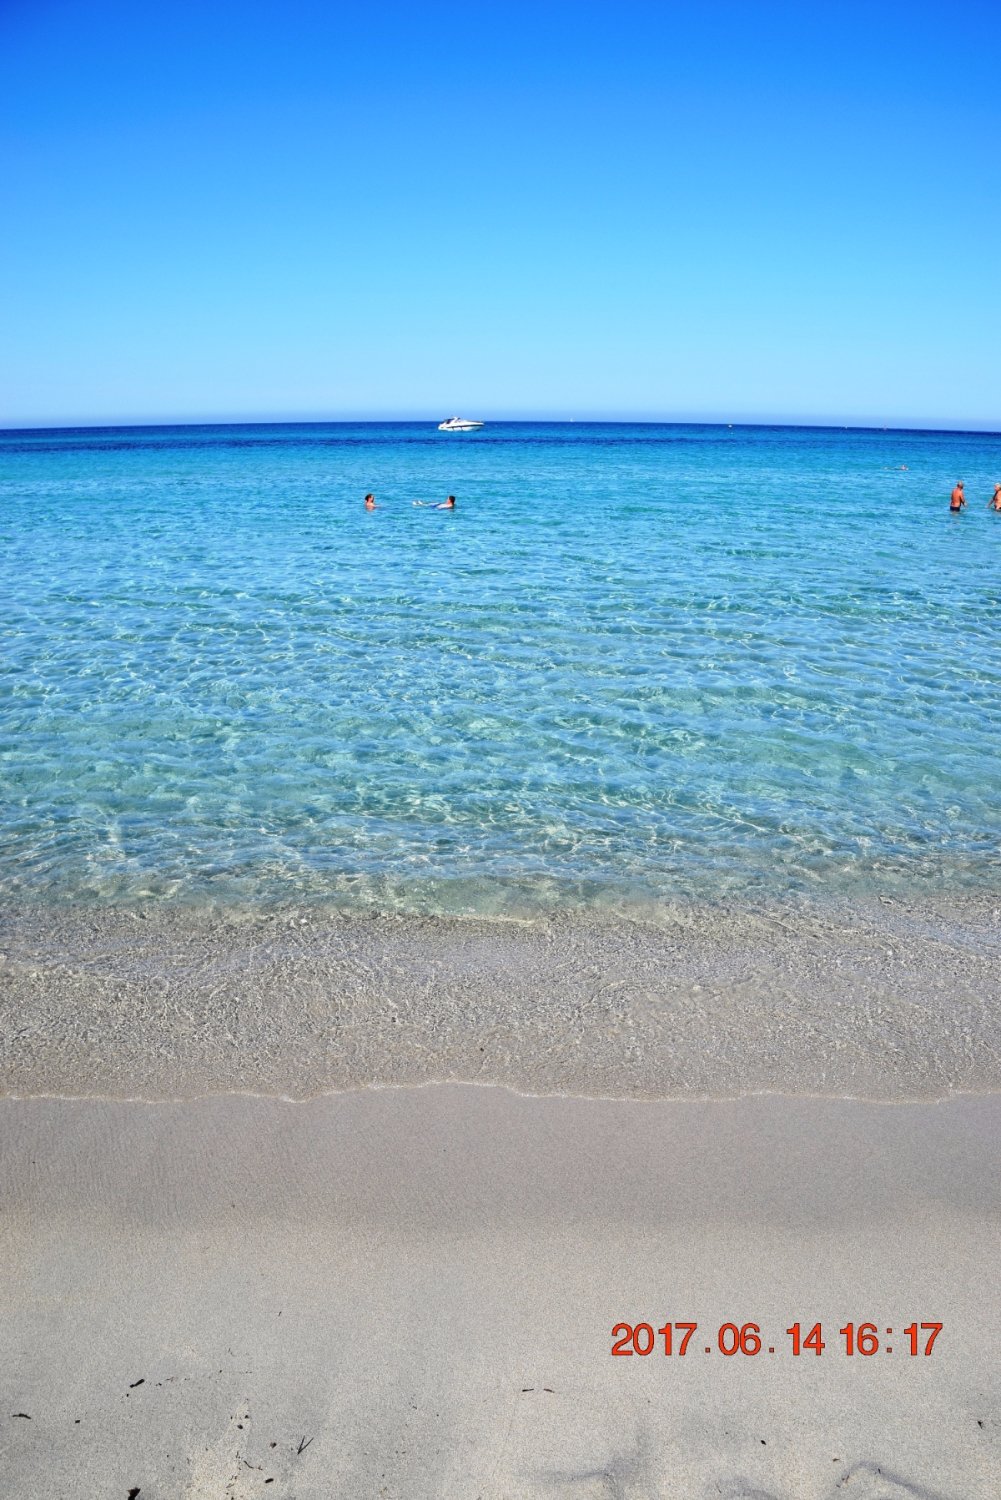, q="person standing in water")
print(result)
[950,482,966,512]
[364,493,377,510]
[990,483,1001,511]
